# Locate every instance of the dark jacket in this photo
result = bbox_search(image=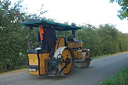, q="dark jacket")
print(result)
[44,28,57,43]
